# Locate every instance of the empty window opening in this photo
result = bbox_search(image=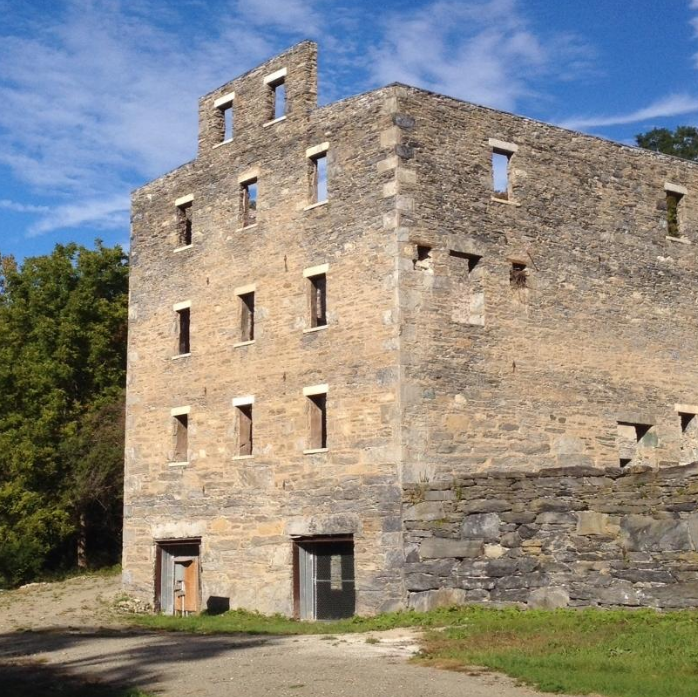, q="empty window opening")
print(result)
[308,394,327,450]
[450,250,484,326]
[236,404,253,456]
[617,421,654,468]
[241,179,258,227]
[177,307,191,355]
[239,292,255,342]
[220,104,233,141]
[308,274,327,328]
[173,414,188,462]
[492,149,511,199]
[679,411,698,464]
[681,412,695,433]
[413,244,433,273]
[293,536,355,620]
[177,201,193,247]
[510,262,528,288]
[155,540,200,615]
[666,191,683,238]
[450,249,482,273]
[270,79,286,120]
[310,153,328,204]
